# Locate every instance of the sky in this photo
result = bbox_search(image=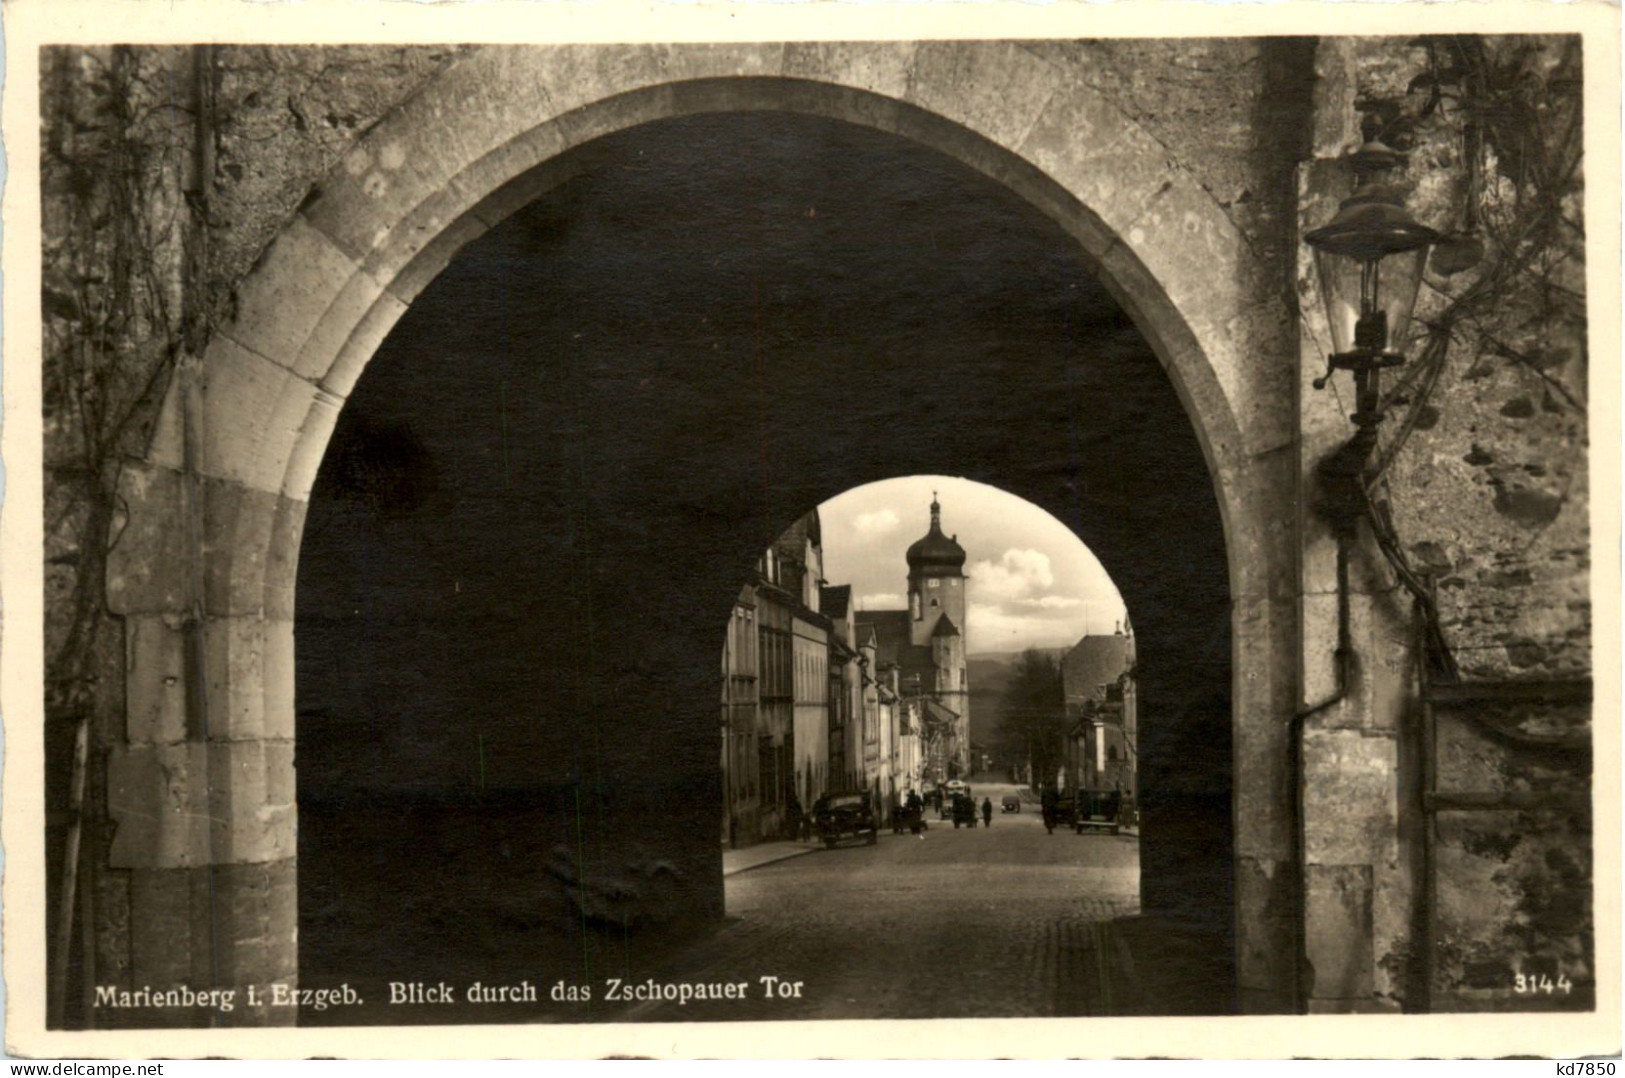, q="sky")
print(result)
[817,475,1127,655]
